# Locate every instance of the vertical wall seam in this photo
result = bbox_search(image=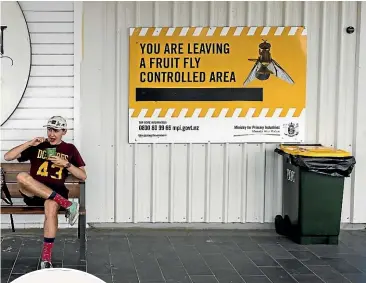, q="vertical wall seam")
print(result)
[350,1,362,223]
[187,144,193,222]
[132,1,139,224]
[261,143,266,224]
[151,144,156,223]
[114,2,120,222]
[227,1,232,26]
[169,144,174,222]
[334,2,344,149]
[223,143,230,223]
[205,143,211,223]
[316,2,326,142]
[102,2,108,222]
[241,143,248,223]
